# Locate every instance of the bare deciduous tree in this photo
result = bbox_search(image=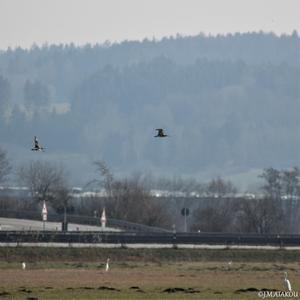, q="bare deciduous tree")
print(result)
[257,167,300,233]
[93,160,114,198]
[0,148,11,184]
[280,167,300,233]
[236,197,284,234]
[191,198,237,232]
[16,160,70,212]
[281,167,300,198]
[93,161,171,228]
[206,176,237,197]
[260,168,281,199]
